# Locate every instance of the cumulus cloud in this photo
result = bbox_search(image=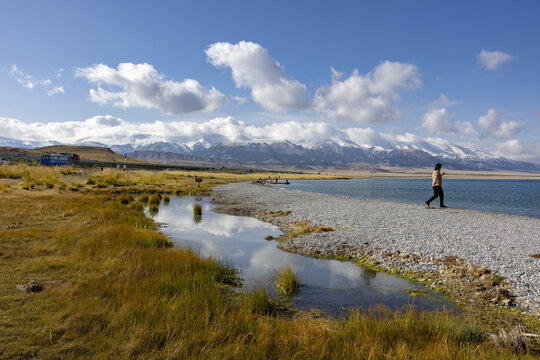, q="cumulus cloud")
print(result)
[0,115,340,148]
[457,121,478,137]
[3,115,539,163]
[0,113,456,152]
[420,108,457,134]
[75,63,227,114]
[206,42,421,123]
[9,65,64,96]
[345,127,394,149]
[313,61,421,124]
[477,109,526,139]
[477,50,515,70]
[420,105,477,137]
[206,41,309,113]
[491,139,540,163]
